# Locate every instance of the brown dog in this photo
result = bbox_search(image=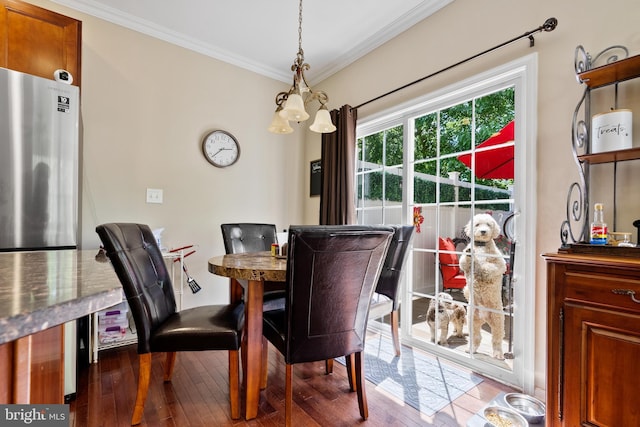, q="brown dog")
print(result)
[427,292,452,345]
[447,300,466,338]
[428,292,467,345]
